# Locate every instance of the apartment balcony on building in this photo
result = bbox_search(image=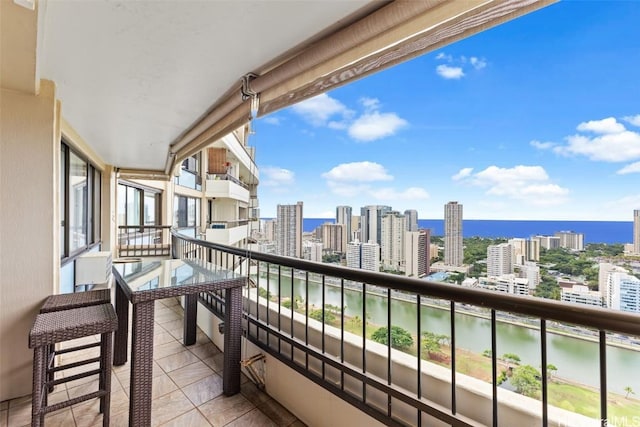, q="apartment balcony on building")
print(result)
[205,173,251,202]
[205,220,250,246]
